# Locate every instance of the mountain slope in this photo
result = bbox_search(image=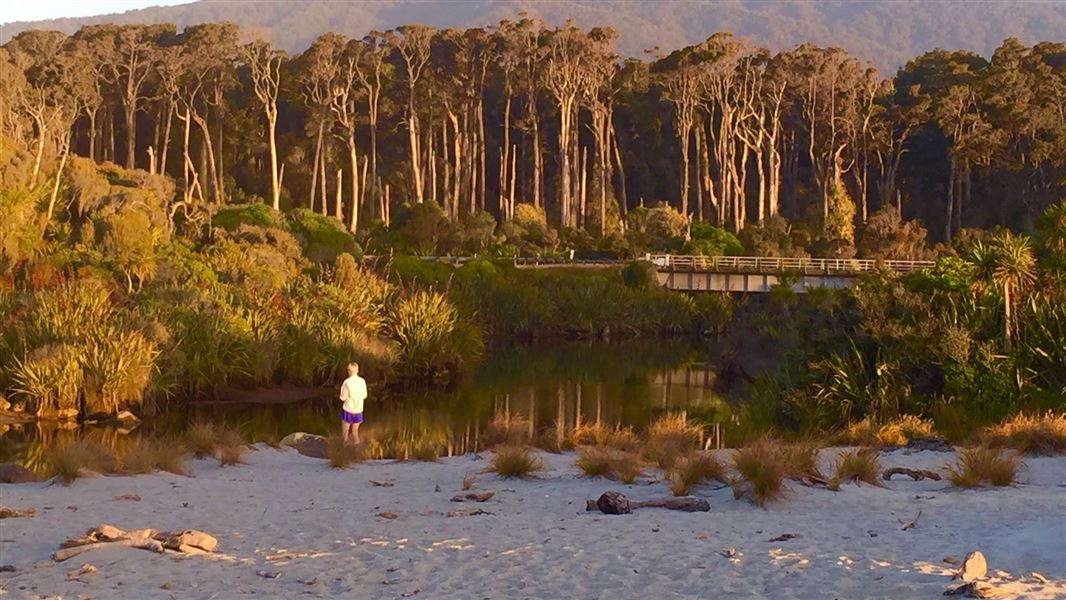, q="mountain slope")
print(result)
[3,0,1065,71]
